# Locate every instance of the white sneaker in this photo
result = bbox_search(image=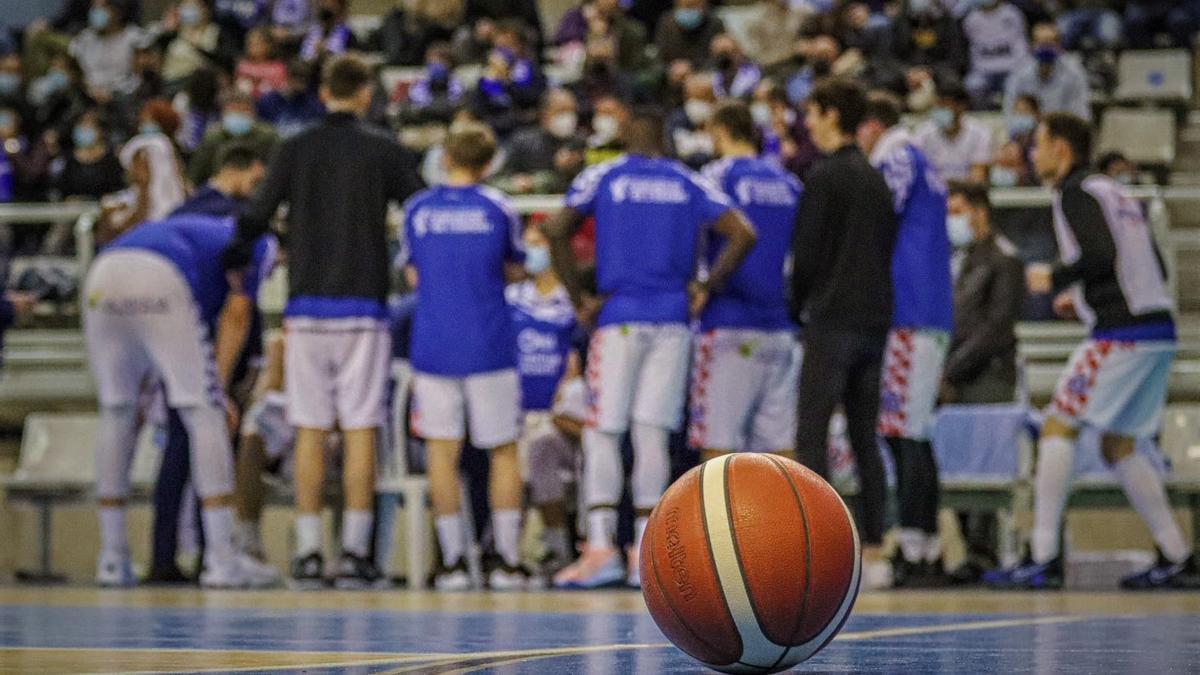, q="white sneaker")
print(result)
[200,554,273,589]
[434,560,472,592]
[862,559,894,591]
[95,551,135,587]
[488,564,529,591]
[237,553,281,588]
